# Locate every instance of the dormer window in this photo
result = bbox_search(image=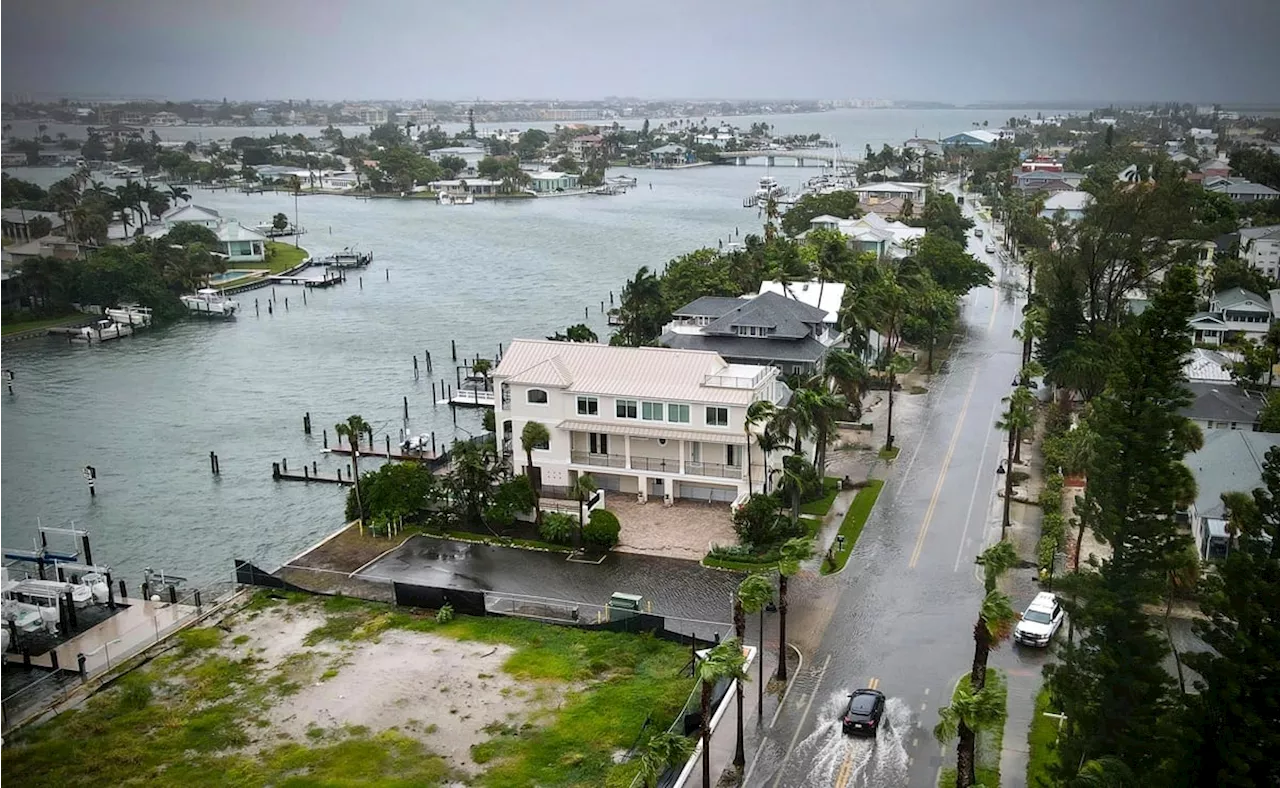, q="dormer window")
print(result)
[736,325,772,337]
